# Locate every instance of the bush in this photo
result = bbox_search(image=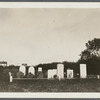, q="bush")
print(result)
[53,75,57,79]
[37,72,44,78]
[3,68,9,82]
[0,66,3,80]
[16,71,24,78]
[27,73,36,78]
